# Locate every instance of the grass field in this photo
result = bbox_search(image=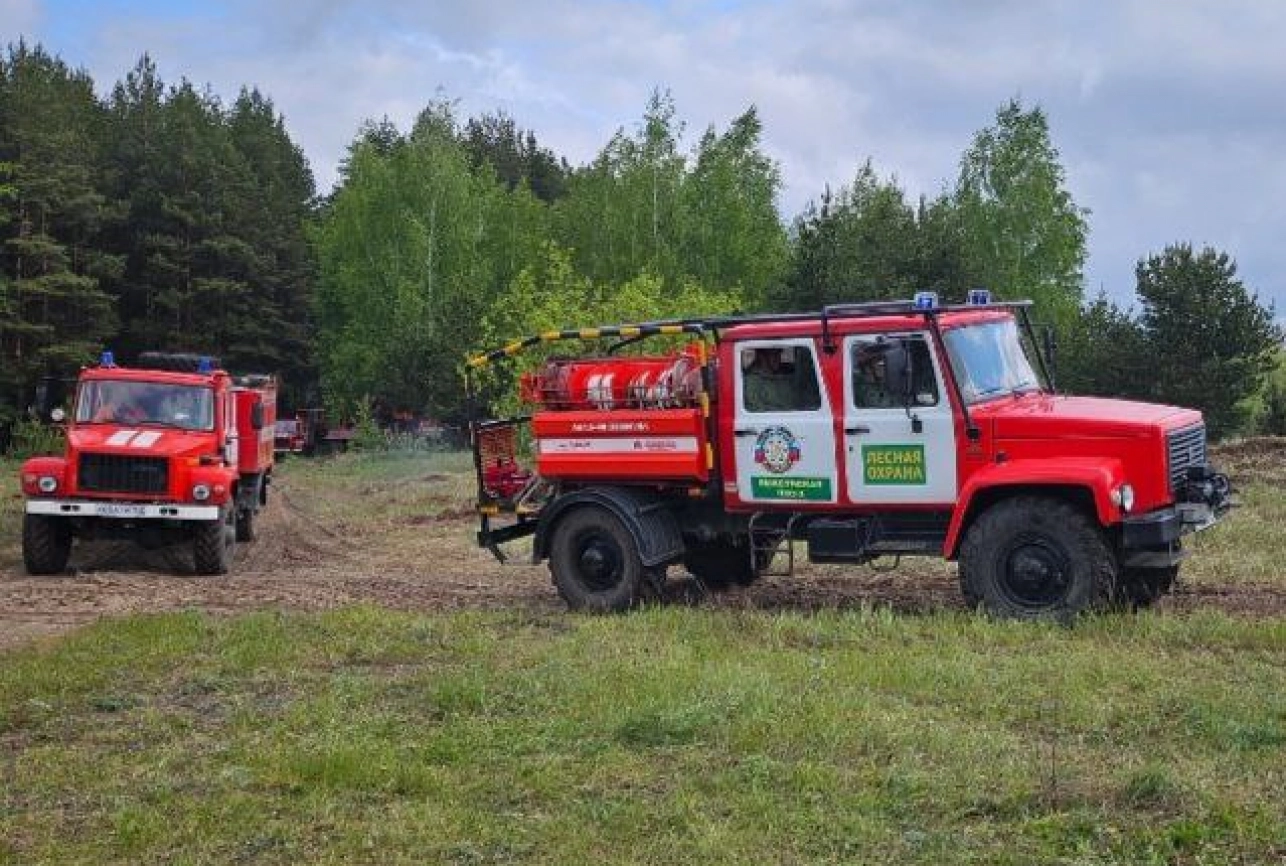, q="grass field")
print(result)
[1,444,1284,864]
[2,607,1284,864]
